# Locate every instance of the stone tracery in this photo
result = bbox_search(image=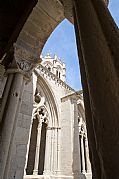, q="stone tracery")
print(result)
[0,0,119,179]
[26,90,48,175]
